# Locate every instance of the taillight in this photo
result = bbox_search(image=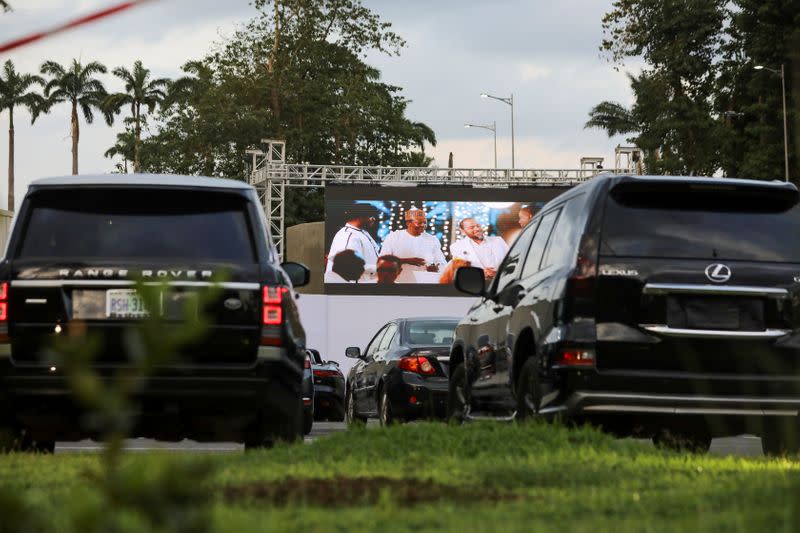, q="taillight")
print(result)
[557,348,596,367]
[0,282,8,322]
[398,356,436,376]
[261,285,287,345]
[314,369,340,378]
[304,356,311,369]
[566,233,598,317]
